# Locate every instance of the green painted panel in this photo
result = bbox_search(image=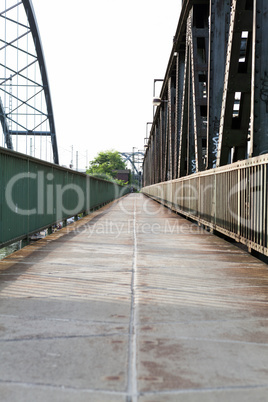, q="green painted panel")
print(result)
[0,148,129,247]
